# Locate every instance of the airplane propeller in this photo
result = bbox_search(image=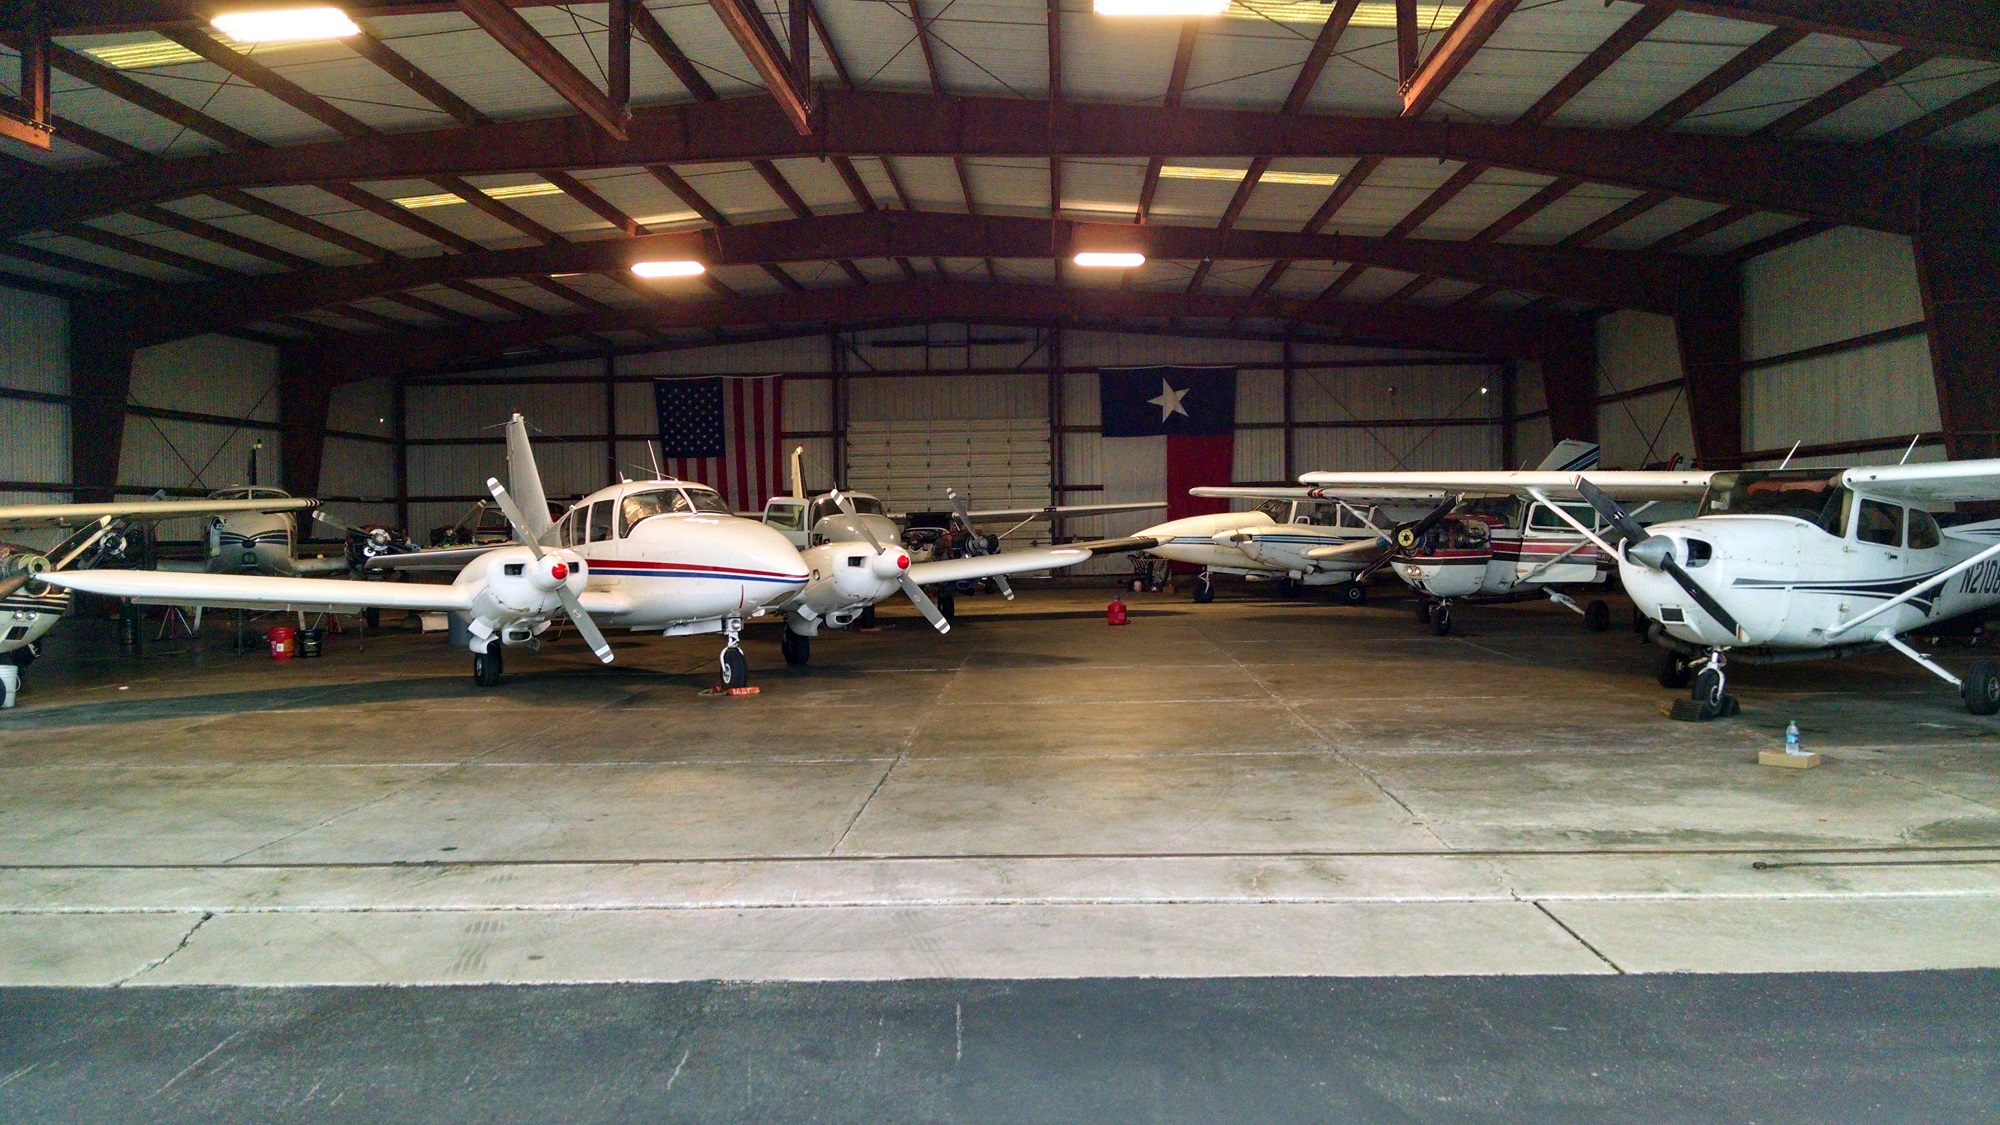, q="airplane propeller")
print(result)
[485,478,615,662]
[831,491,952,633]
[1573,478,1744,641]
[947,488,1012,601]
[0,553,48,600]
[1348,494,1462,581]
